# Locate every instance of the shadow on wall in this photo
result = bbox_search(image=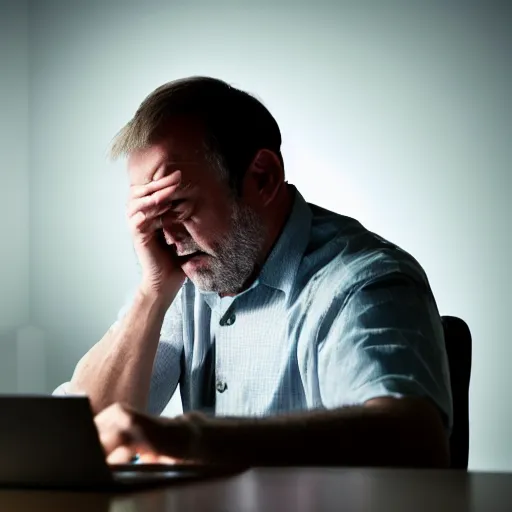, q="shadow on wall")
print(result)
[0,326,46,394]
[0,329,17,393]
